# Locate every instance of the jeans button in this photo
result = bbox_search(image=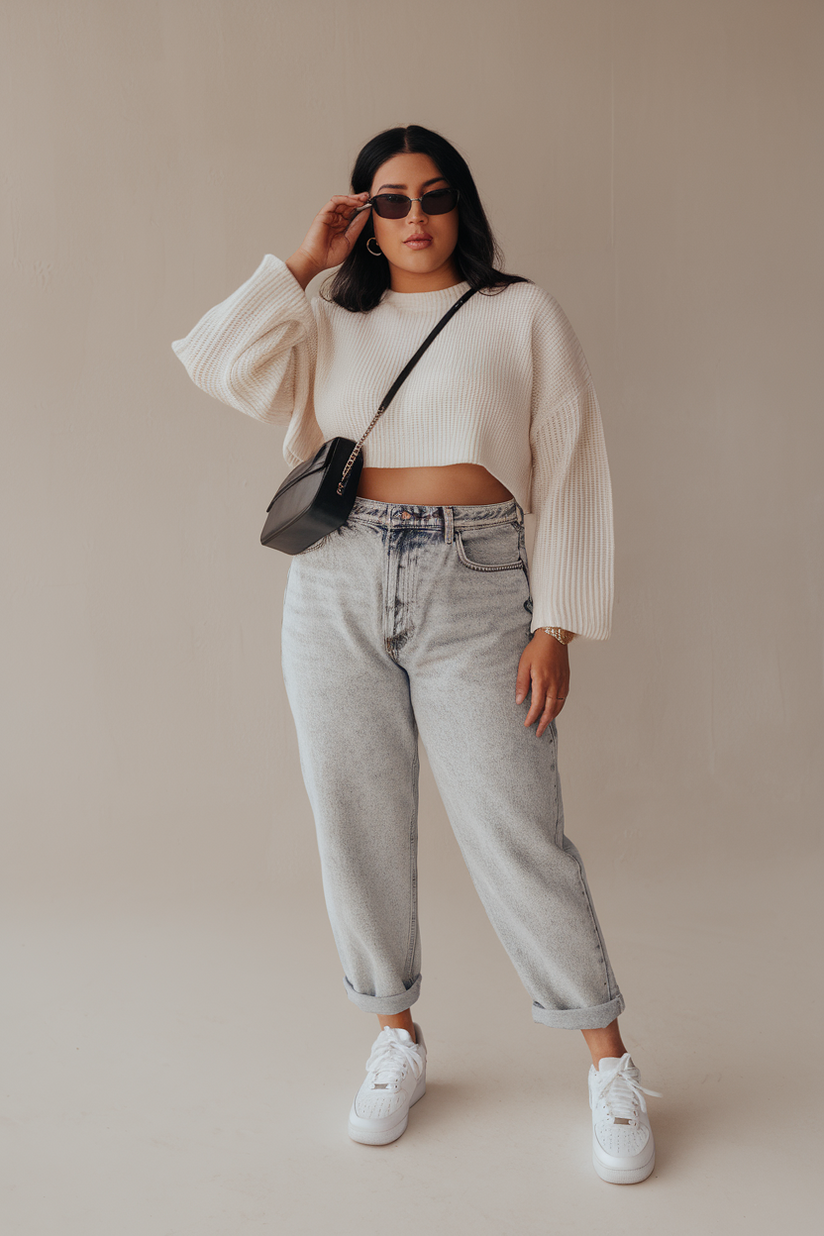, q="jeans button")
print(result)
[400,511,411,520]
